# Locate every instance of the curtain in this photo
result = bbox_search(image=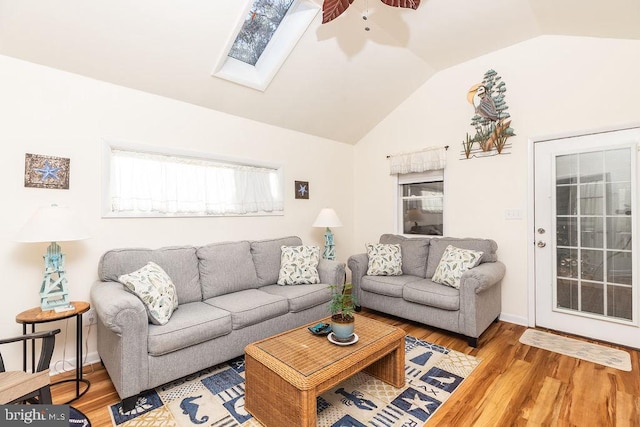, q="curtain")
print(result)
[389,147,446,174]
[110,149,283,215]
